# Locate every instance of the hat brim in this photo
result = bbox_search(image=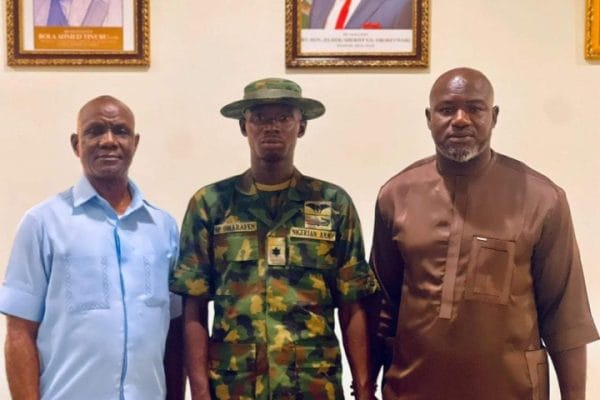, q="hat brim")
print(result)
[220,97,325,120]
